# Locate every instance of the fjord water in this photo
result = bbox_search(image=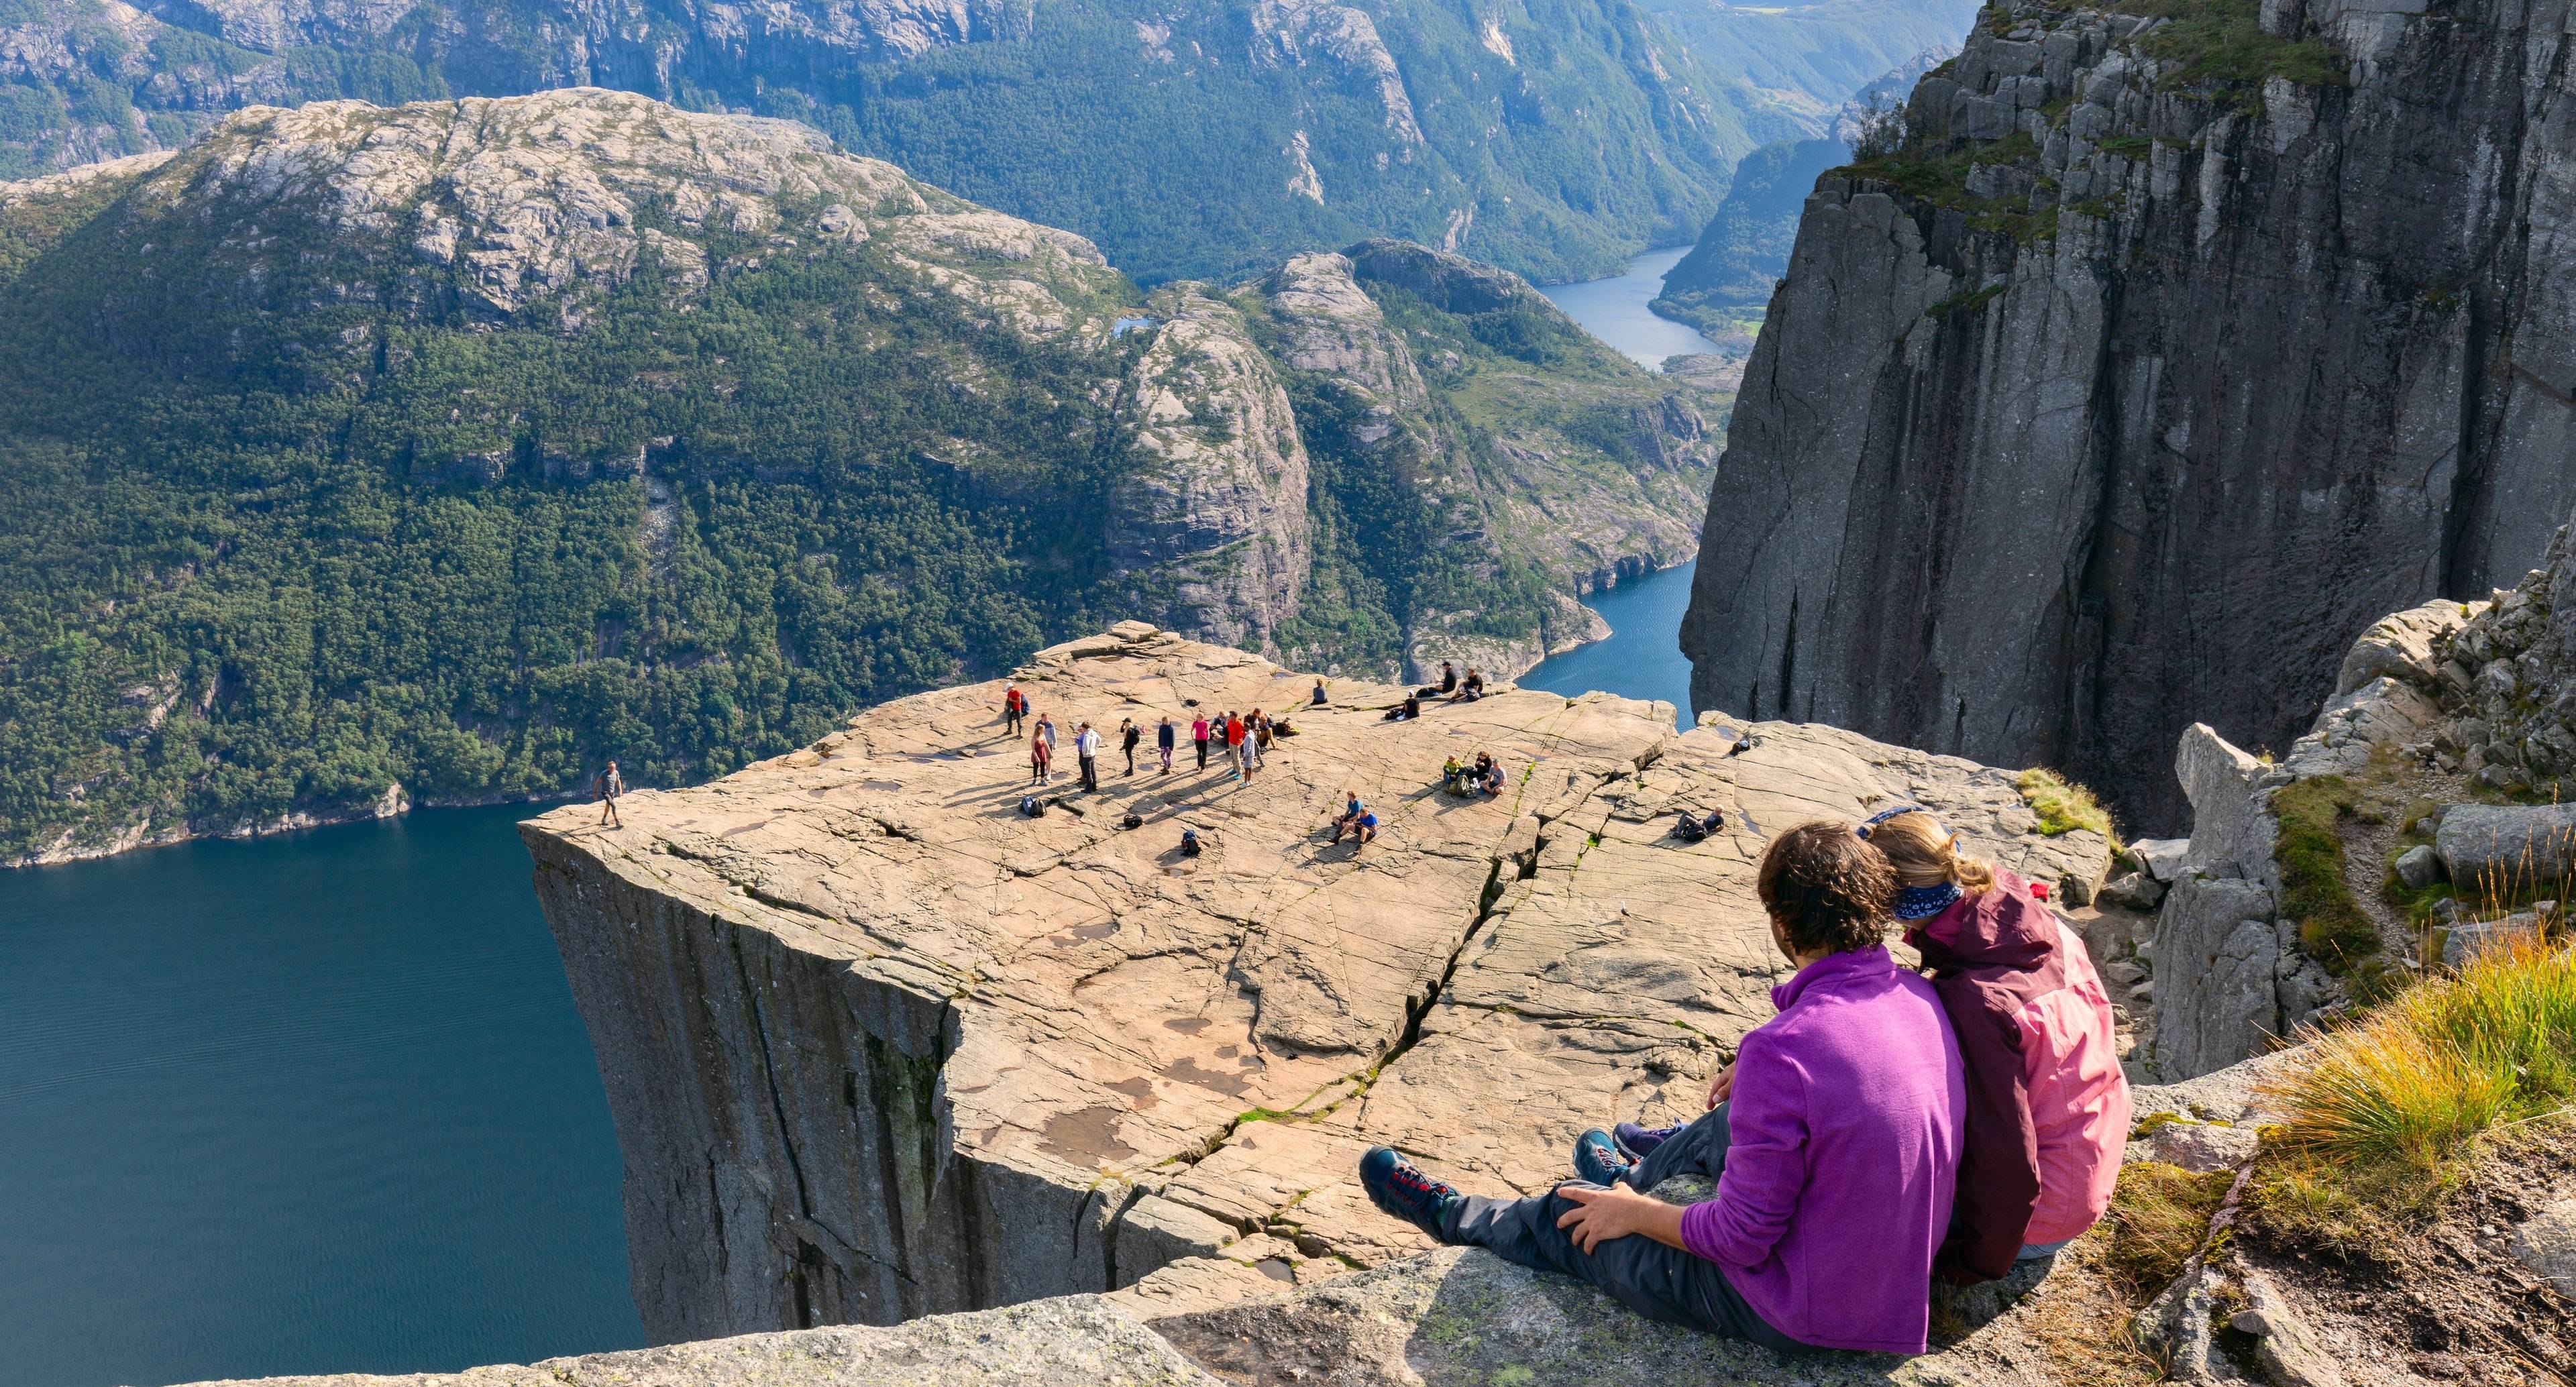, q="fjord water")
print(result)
[1521,559,1700,727]
[1534,245,1726,370]
[0,264,1701,1387]
[0,804,641,1387]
